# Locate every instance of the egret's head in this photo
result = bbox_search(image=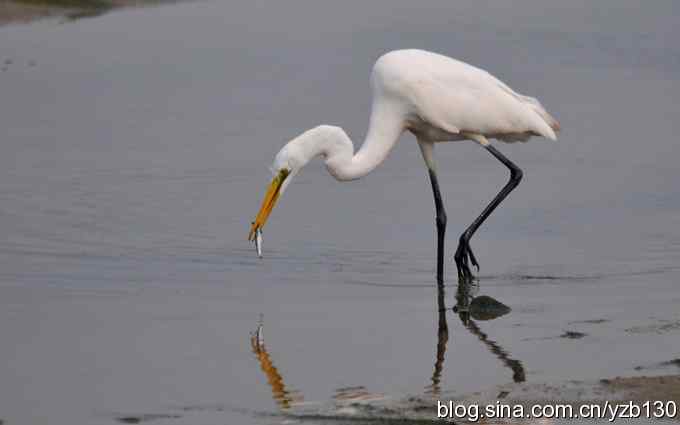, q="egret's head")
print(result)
[248,126,347,241]
[247,144,300,241]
